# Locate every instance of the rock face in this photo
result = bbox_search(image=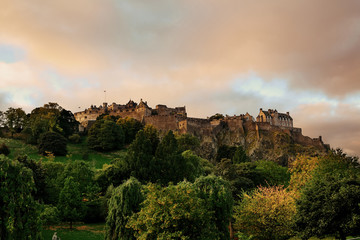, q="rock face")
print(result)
[194,119,329,166]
